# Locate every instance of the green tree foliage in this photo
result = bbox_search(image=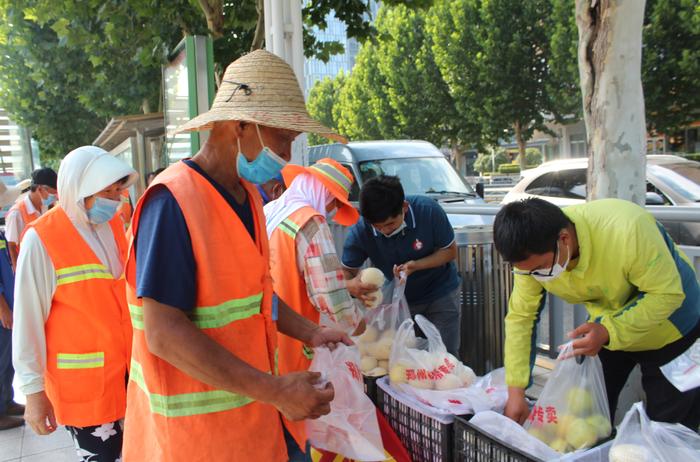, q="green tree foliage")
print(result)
[373,5,458,146]
[307,72,347,145]
[335,40,393,141]
[643,0,700,136]
[473,150,509,173]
